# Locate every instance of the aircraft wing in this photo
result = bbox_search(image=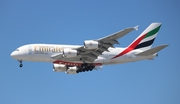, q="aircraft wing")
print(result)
[51,26,138,62]
[97,25,138,44]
